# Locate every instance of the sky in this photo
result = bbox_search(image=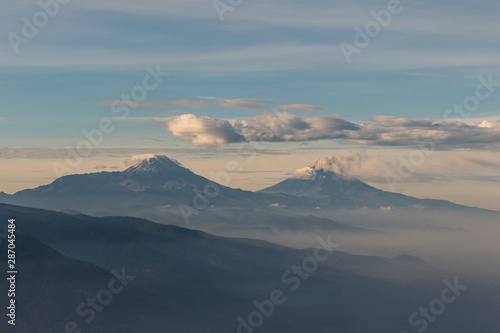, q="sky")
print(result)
[0,0,499,209]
